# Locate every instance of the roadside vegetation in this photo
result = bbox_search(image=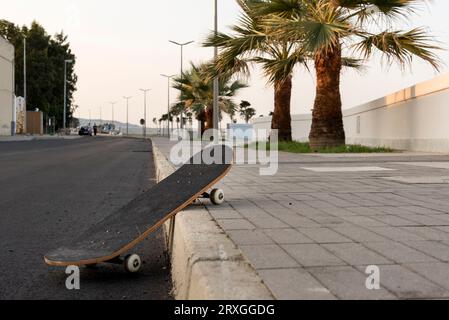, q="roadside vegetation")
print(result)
[0,20,78,128]
[246,141,394,154]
